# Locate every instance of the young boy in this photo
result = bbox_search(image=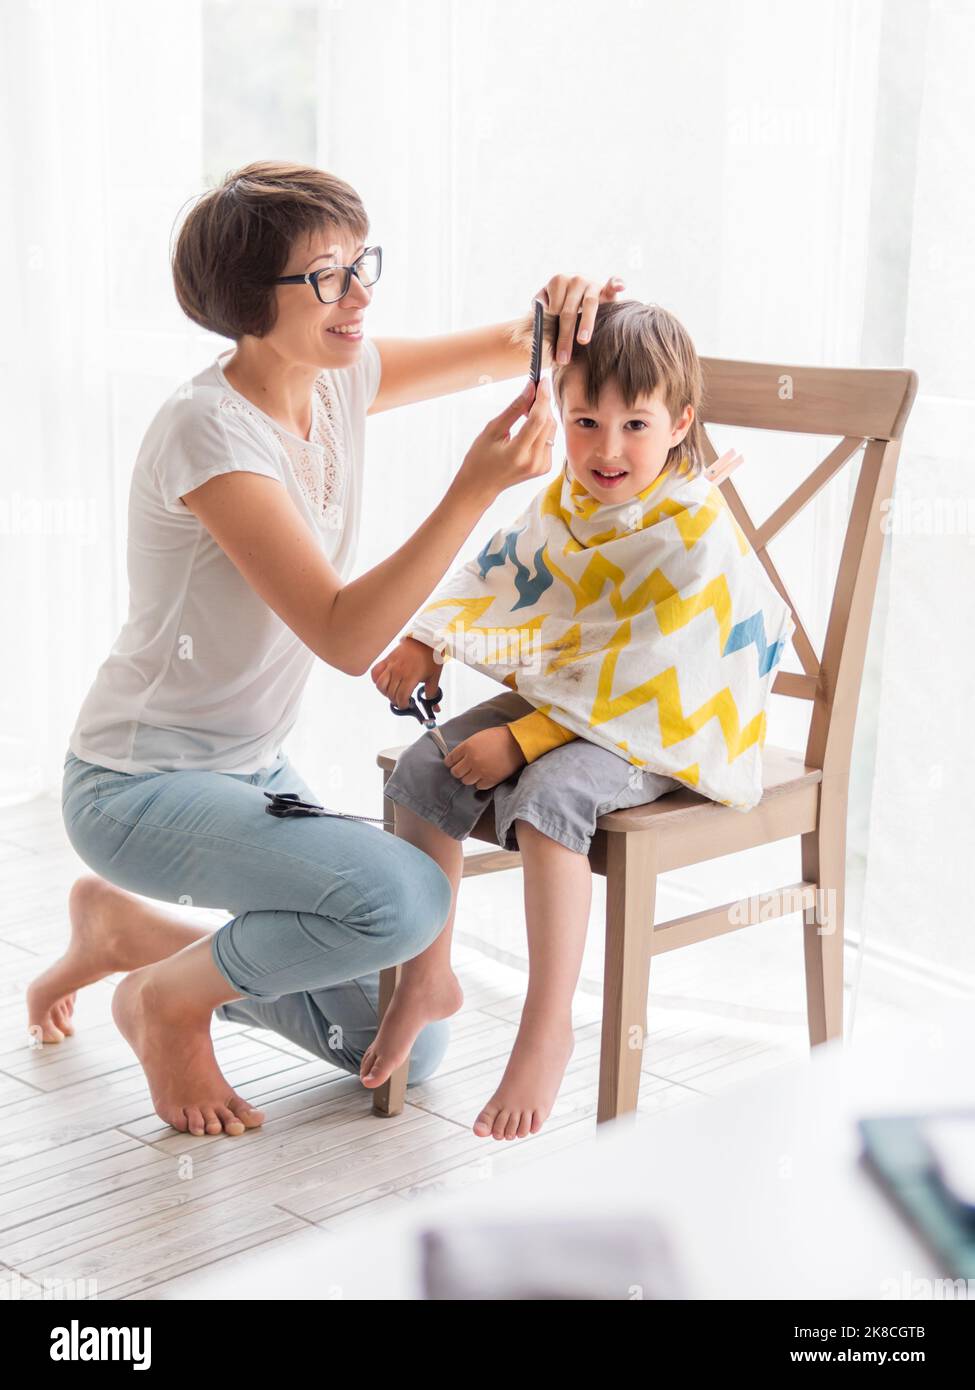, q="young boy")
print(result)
[364,300,792,1141]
